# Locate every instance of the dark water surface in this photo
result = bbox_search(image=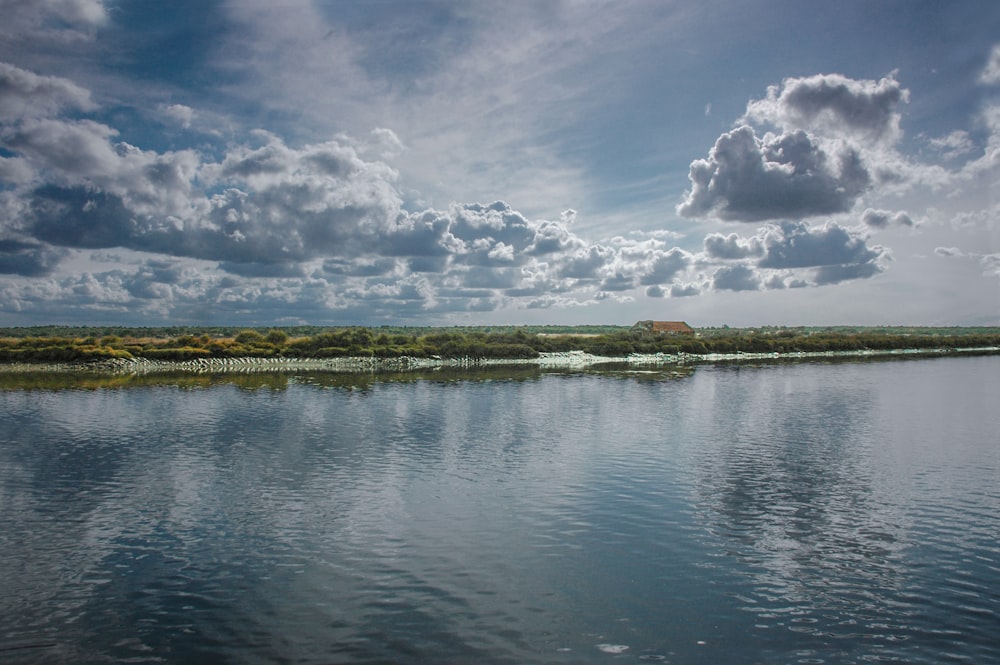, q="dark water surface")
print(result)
[1,357,998,664]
